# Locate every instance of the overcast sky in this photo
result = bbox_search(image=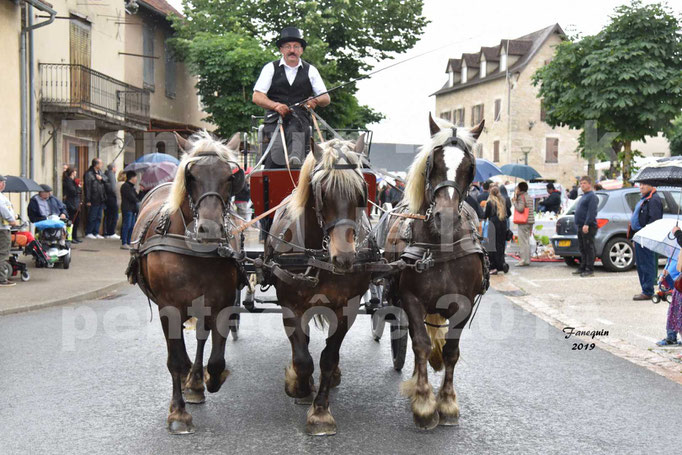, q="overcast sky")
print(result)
[168,0,682,145]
